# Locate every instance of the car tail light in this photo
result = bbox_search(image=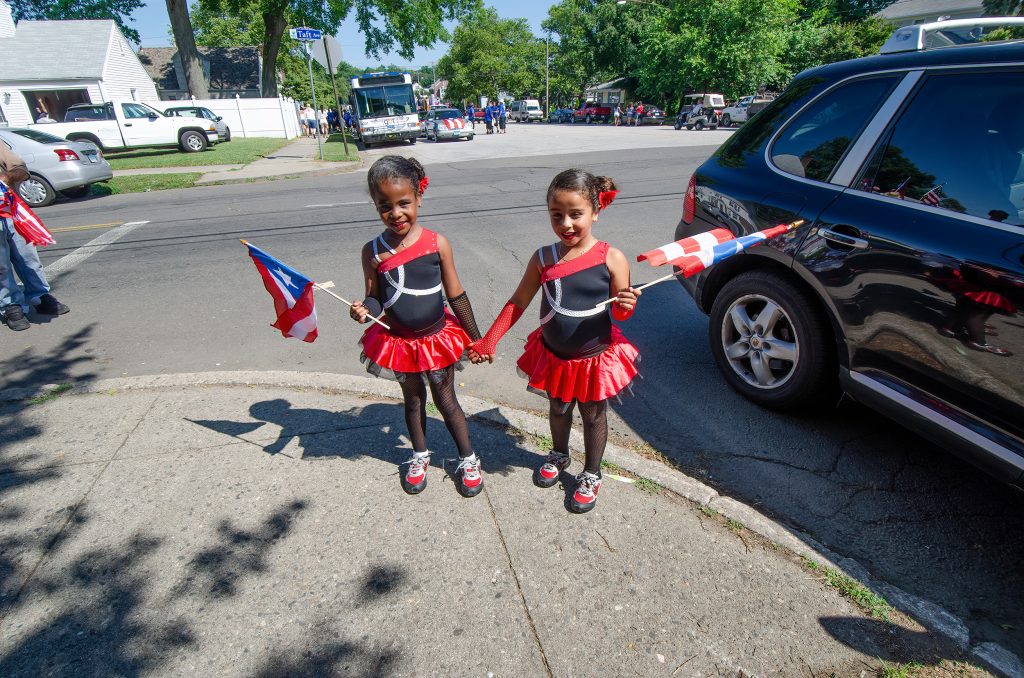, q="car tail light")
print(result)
[683,174,696,223]
[54,149,80,162]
